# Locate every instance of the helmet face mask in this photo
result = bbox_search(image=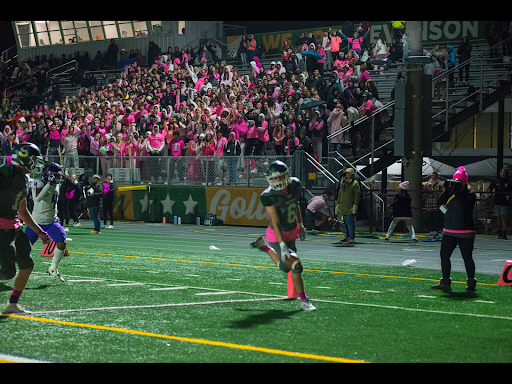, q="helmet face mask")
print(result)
[266,160,290,191]
[41,162,63,185]
[11,142,43,174]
